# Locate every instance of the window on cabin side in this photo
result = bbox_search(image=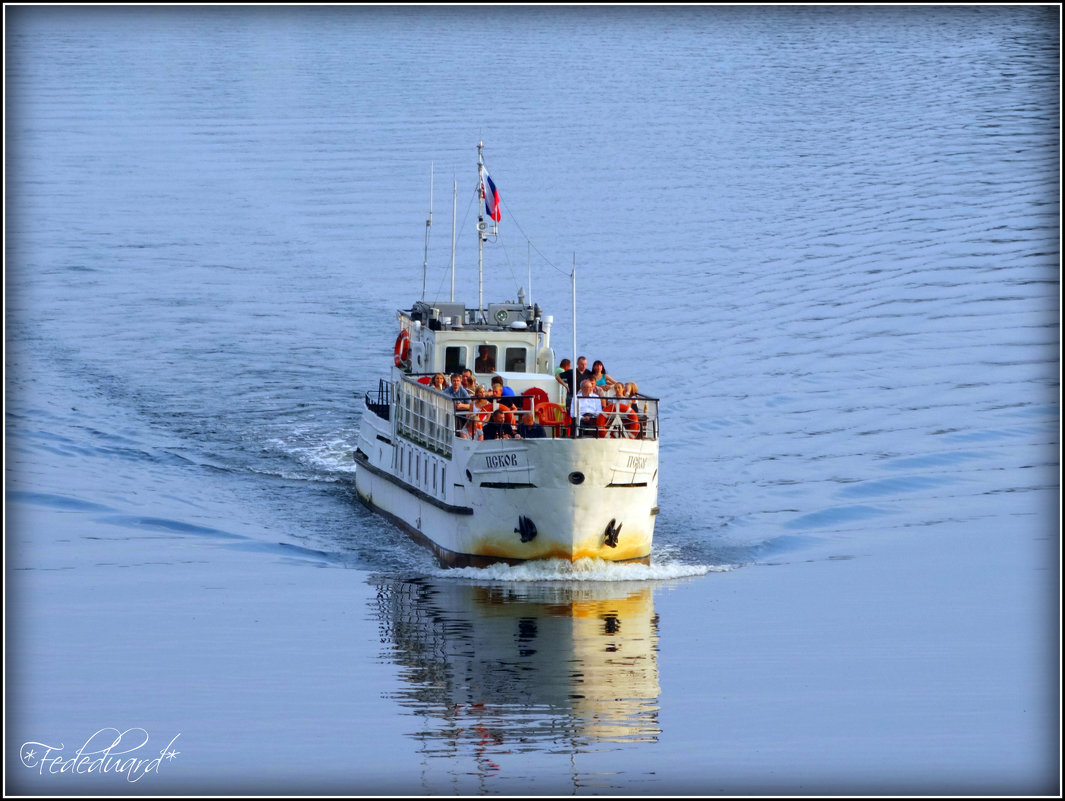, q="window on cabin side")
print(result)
[445,346,466,374]
[505,347,527,372]
[474,345,497,373]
